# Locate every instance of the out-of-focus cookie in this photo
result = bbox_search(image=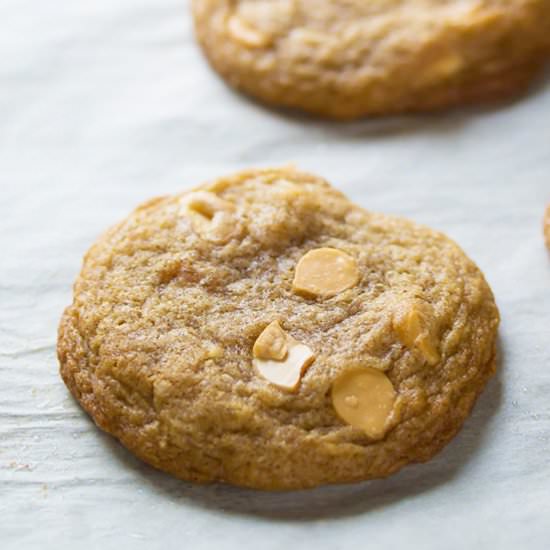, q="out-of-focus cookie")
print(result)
[58,167,500,490]
[192,0,550,119]
[544,205,550,248]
